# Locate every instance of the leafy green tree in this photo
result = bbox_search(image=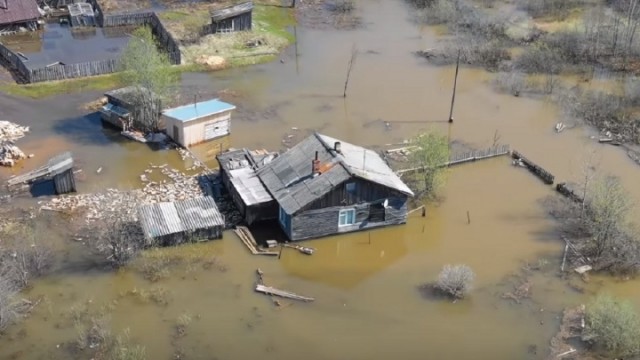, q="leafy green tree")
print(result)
[408,130,450,199]
[585,294,640,357]
[119,26,176,132]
